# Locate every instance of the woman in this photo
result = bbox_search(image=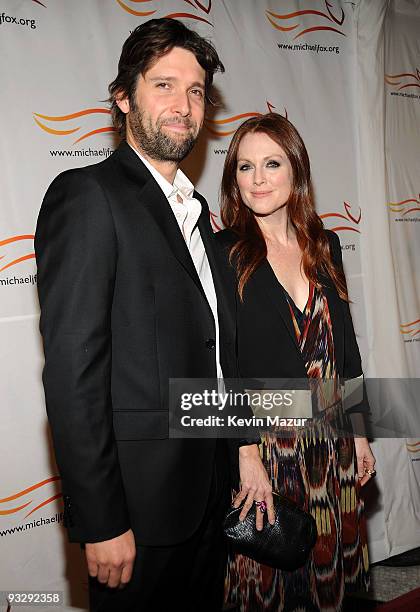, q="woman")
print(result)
[218,113,375,611]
